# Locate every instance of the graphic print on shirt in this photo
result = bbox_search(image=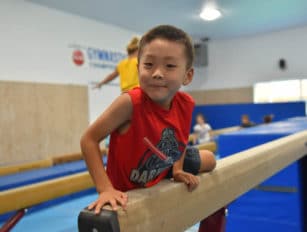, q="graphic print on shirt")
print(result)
[129,128,186,186]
